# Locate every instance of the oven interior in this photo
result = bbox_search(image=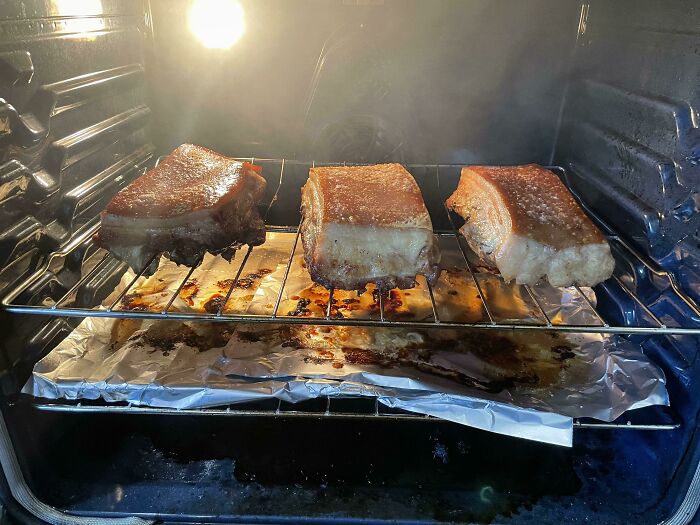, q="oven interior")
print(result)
[0,1,699,524]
